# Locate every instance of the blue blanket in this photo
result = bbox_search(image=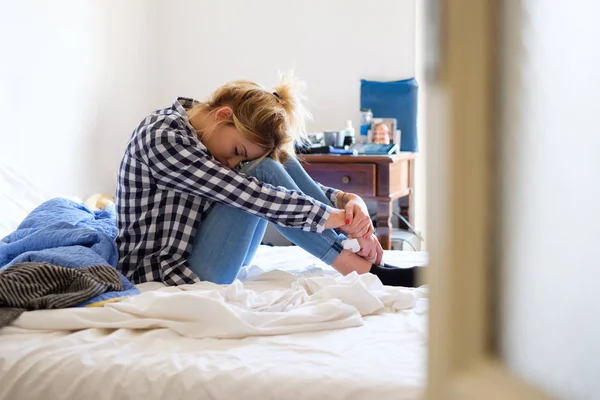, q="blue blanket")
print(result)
[0,198,138,306]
